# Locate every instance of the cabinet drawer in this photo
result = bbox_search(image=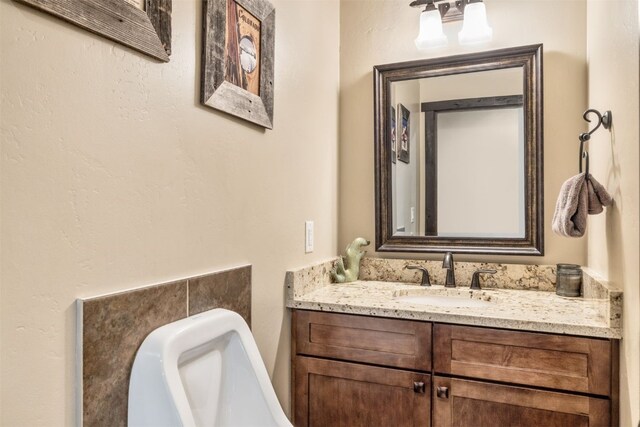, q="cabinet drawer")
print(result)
[434,324,612,396]
[432,376,610,427]
[293,310,431,371]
